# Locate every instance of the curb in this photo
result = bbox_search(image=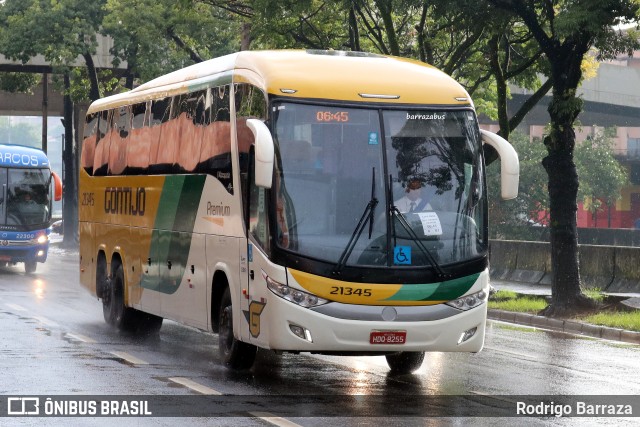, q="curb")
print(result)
[488,309,640,345]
